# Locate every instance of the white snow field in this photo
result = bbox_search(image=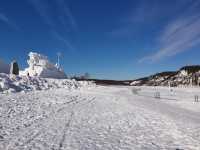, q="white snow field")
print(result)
[0,85,200,150]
